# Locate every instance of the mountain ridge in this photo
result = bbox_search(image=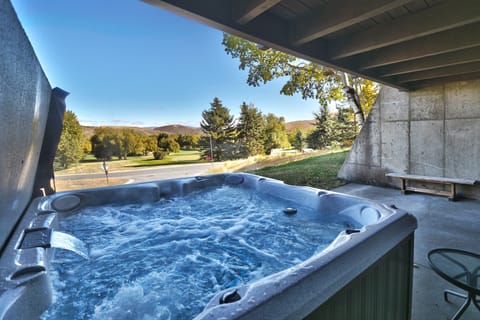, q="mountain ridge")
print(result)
[81,120,315,137]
